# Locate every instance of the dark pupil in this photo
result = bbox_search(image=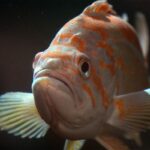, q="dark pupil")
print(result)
[81,62,89,73]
